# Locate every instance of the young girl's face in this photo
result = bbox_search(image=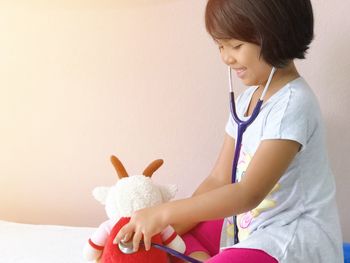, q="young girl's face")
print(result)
[216,39,273,87]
